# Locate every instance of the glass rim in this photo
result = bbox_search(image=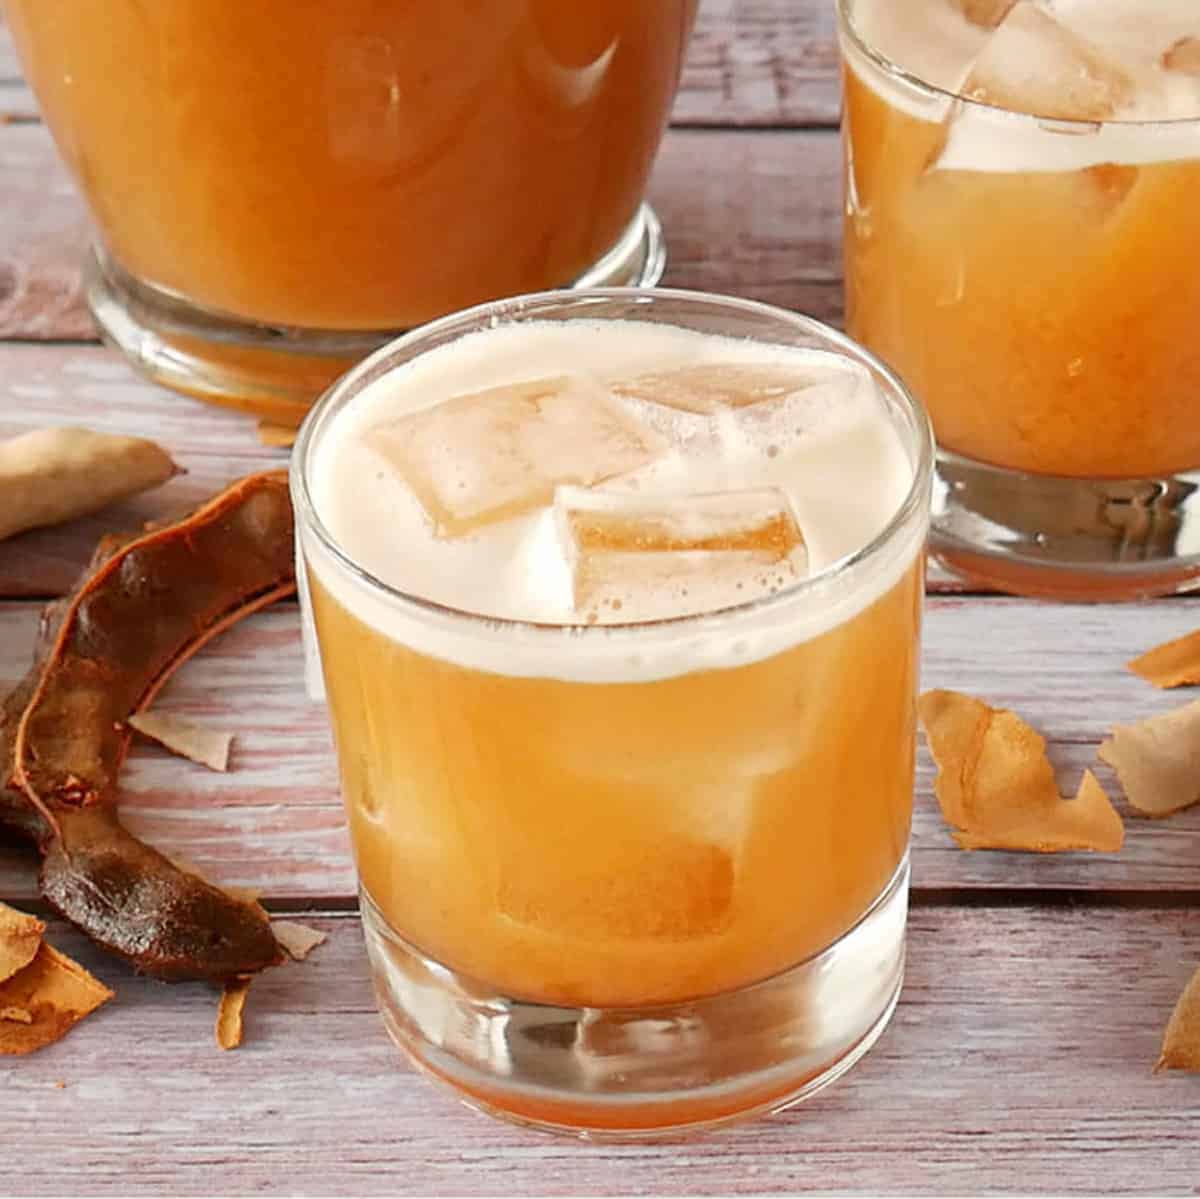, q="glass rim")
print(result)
[836,0,1200,131]
[290,286,934,641]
